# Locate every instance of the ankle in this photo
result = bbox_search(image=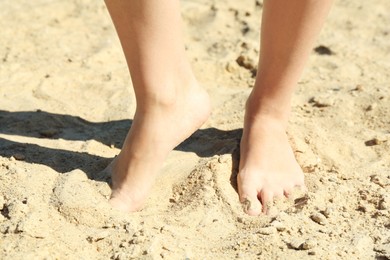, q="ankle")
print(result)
[136,77,199,111]
[245,93,291,126]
